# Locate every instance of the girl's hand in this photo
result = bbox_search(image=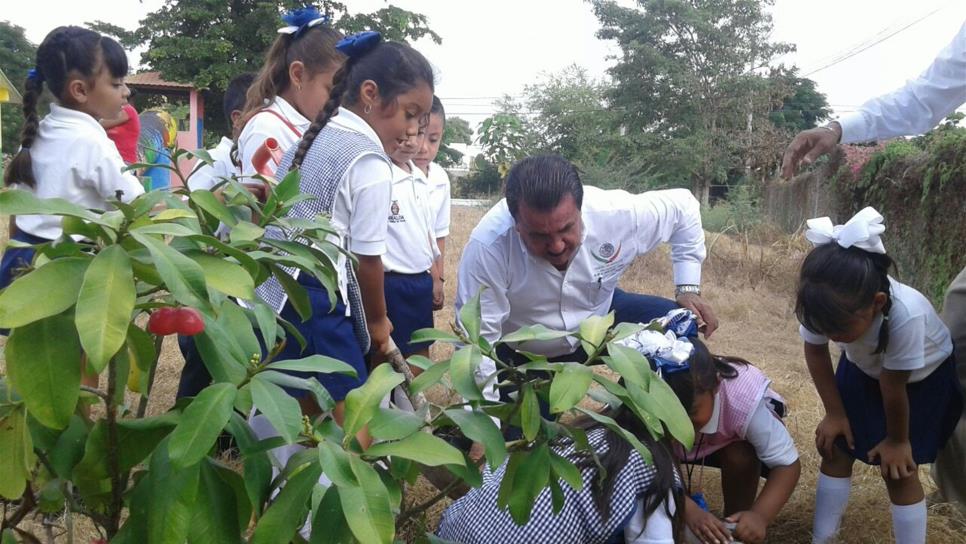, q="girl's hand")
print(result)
[815,413,854,459]
[368,316,394,359]
[685,497,733,543]
[432,276,445,310]
[868,438,917,480]
[725,510,767,544]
